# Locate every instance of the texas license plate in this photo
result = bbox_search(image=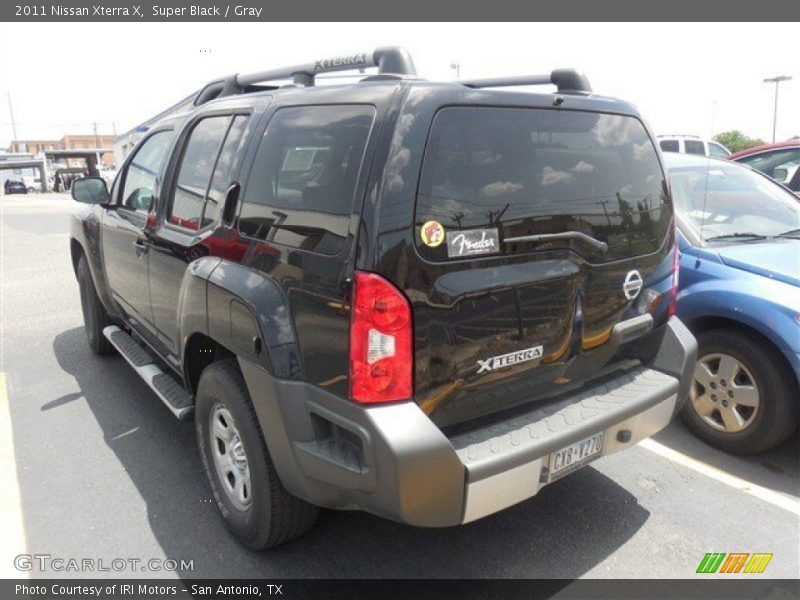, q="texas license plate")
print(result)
[549,431,605,481]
